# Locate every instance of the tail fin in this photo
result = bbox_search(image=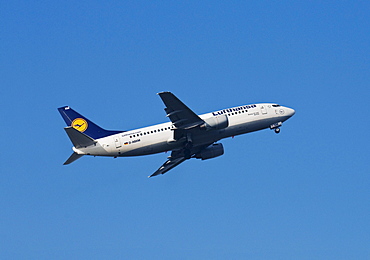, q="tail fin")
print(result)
[58,106,123,139]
